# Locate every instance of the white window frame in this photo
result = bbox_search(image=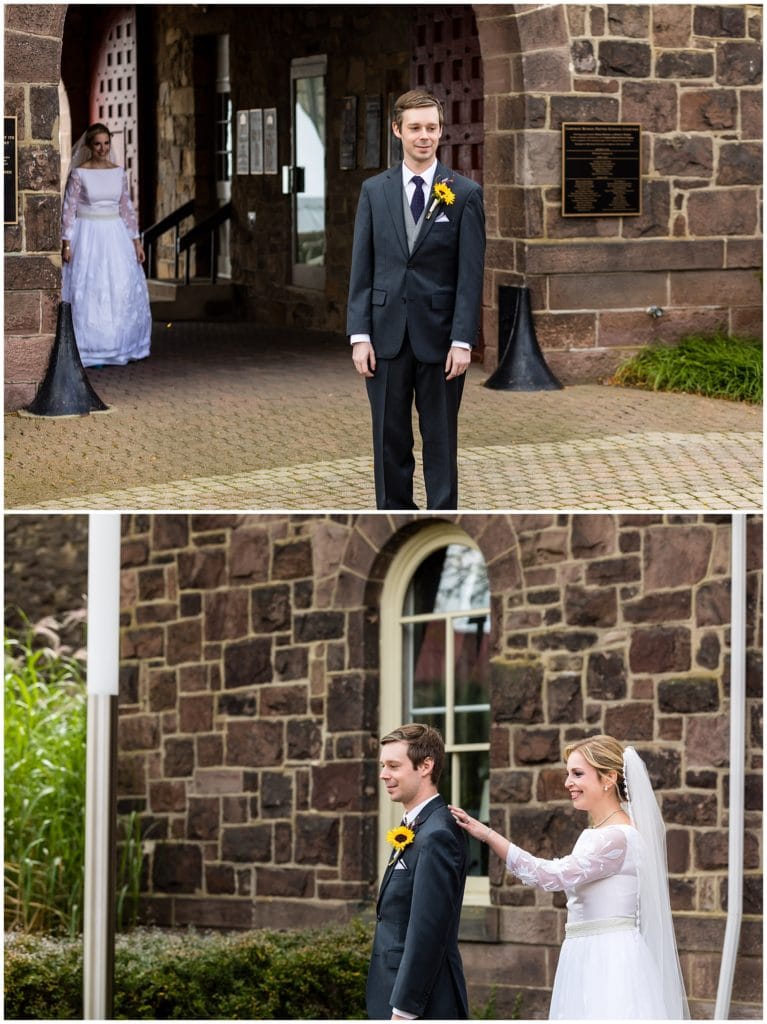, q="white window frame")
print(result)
[378,524,491,905]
